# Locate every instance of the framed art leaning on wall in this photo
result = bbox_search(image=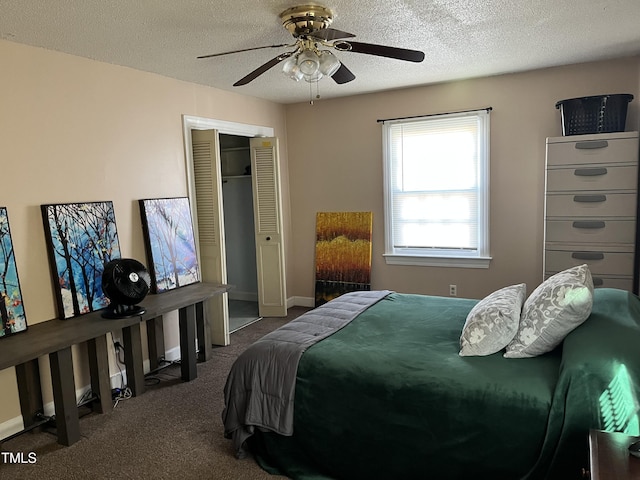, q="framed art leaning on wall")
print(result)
[315,211,373,307]
[139,197,200,293]
[41,201,121,319]
[0,207,27,337]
